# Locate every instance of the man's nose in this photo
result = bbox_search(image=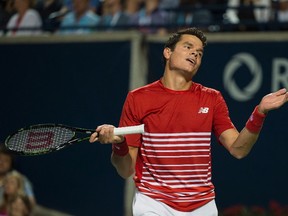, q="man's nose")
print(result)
[190,51,198,57]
